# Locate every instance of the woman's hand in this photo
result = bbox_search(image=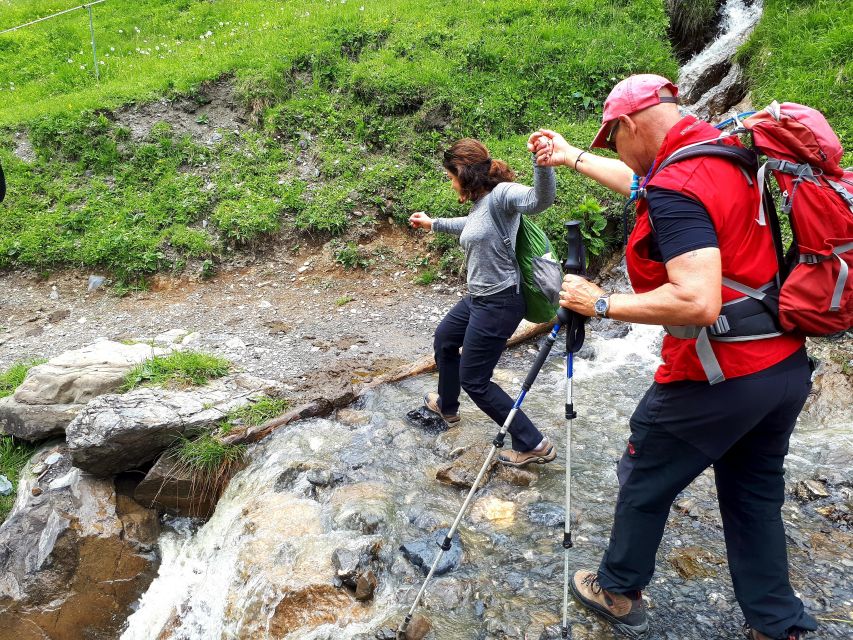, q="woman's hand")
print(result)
[409,211,434,231]
[527,129,583,168]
